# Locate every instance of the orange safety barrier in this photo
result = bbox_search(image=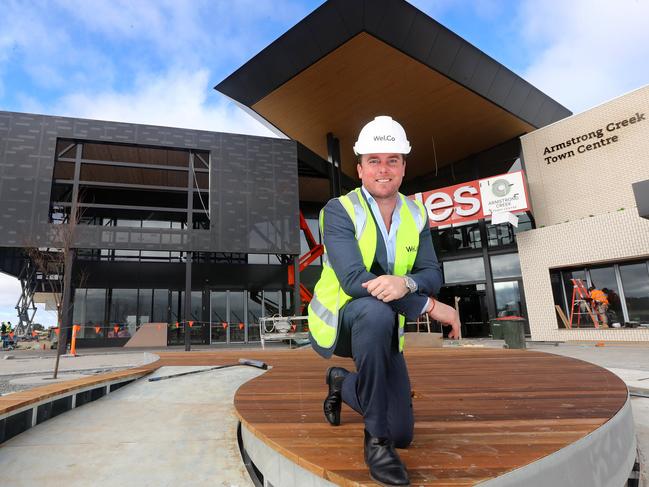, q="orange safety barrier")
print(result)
[69,324,81,356]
